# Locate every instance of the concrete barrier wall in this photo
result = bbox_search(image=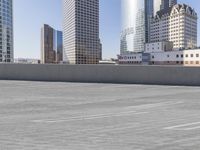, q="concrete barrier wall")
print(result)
[0,64,200,86]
